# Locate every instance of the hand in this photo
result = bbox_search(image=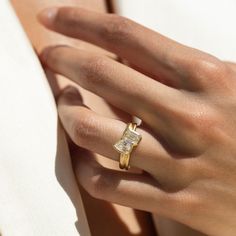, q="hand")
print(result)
[38,7,236,236]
